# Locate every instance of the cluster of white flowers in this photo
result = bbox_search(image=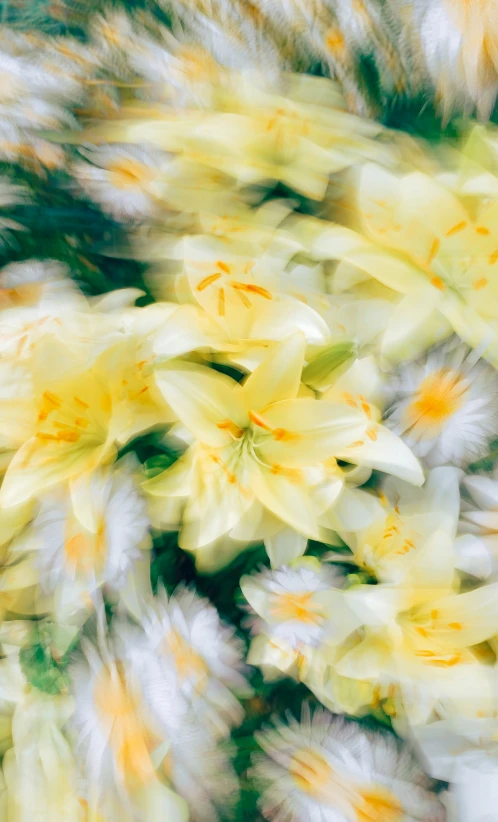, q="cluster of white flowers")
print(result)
[1,5,498,822]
